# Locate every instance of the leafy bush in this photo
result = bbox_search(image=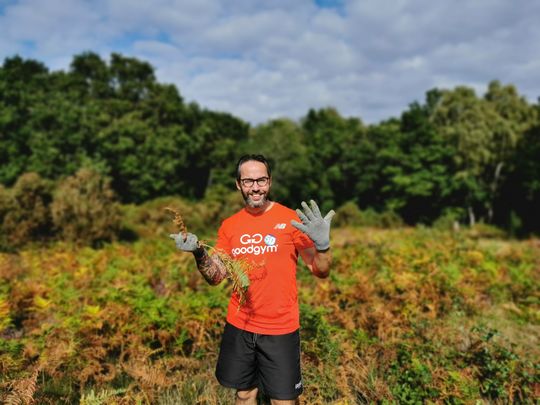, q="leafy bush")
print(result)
[123,196,203,239]
[466,222,507,239]
[0,184,9,219]
[378,210,404,228]
[1,172,53,247]
[202,185,245,228]
[0,185,11,249]
[334,201,404,228]
[466,326,536,402]
[51,168,121,245]
[123,189,244,240]
[432,208,463,231]
[333,201,364,227]
[390,345,439,403]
